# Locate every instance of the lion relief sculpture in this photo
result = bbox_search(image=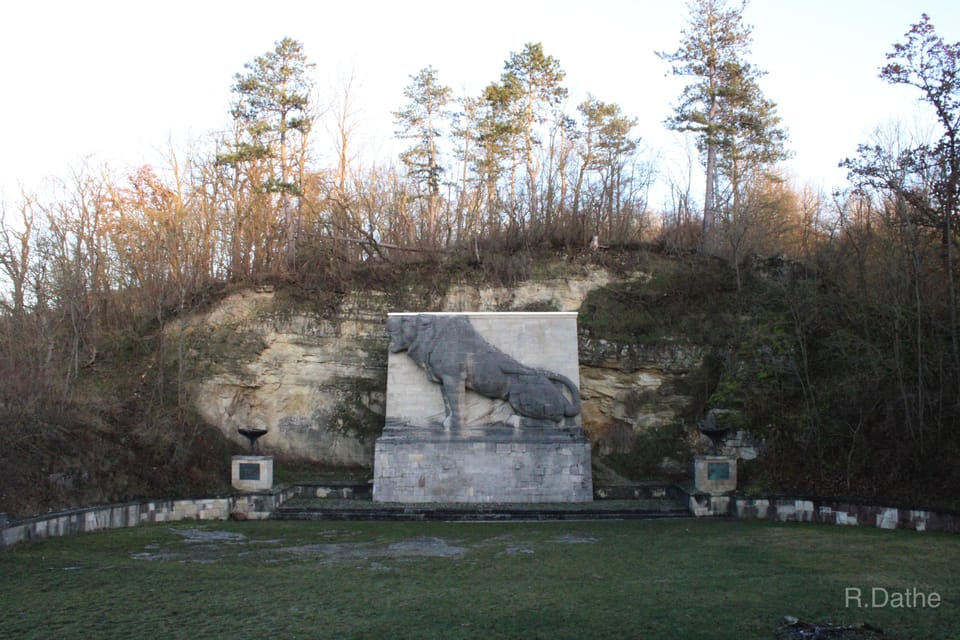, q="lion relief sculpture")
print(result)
[387,314,581,430]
